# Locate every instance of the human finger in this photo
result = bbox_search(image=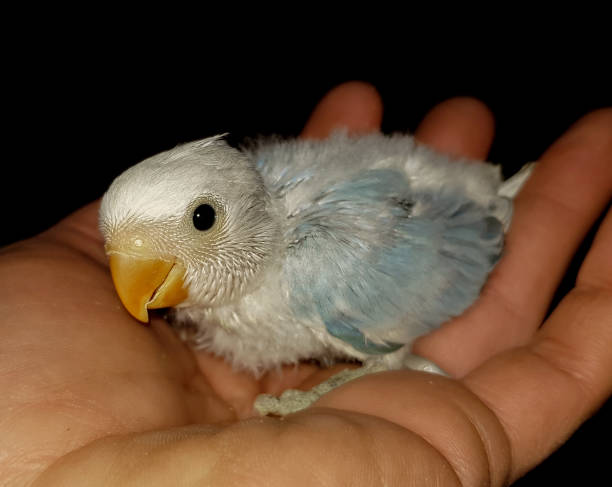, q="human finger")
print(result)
[415,108,612,376]
[414,96,495,160]
[464,206,612,481]
[300,81,383,138]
